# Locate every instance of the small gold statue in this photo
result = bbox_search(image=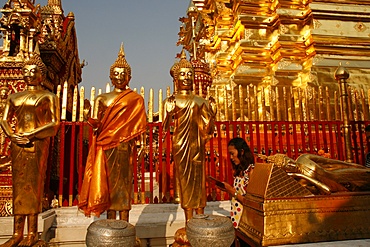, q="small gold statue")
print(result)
[162,49,216,222]
[0,50,60,247]
[78,43,147,222]
[50,195,59,209]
